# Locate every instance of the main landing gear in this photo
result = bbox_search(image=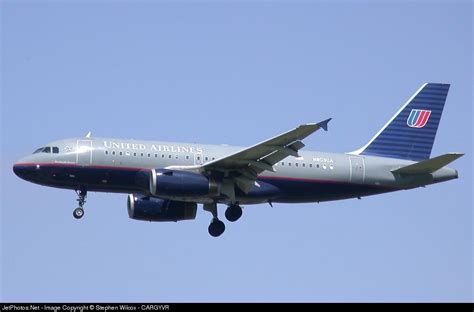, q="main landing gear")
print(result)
[225,204,242,222]
[73,189,87,219]
[204,203,243,237]
[204,203,225,237]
